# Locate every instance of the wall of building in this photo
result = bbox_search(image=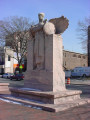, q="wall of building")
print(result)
[0,47,5,74]
[4,47,14,73]
[63,50,88,70]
